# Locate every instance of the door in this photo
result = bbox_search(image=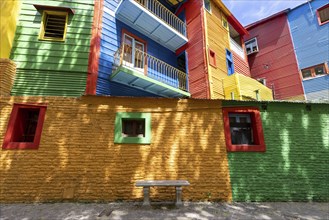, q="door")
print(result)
[123,34,145,73]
